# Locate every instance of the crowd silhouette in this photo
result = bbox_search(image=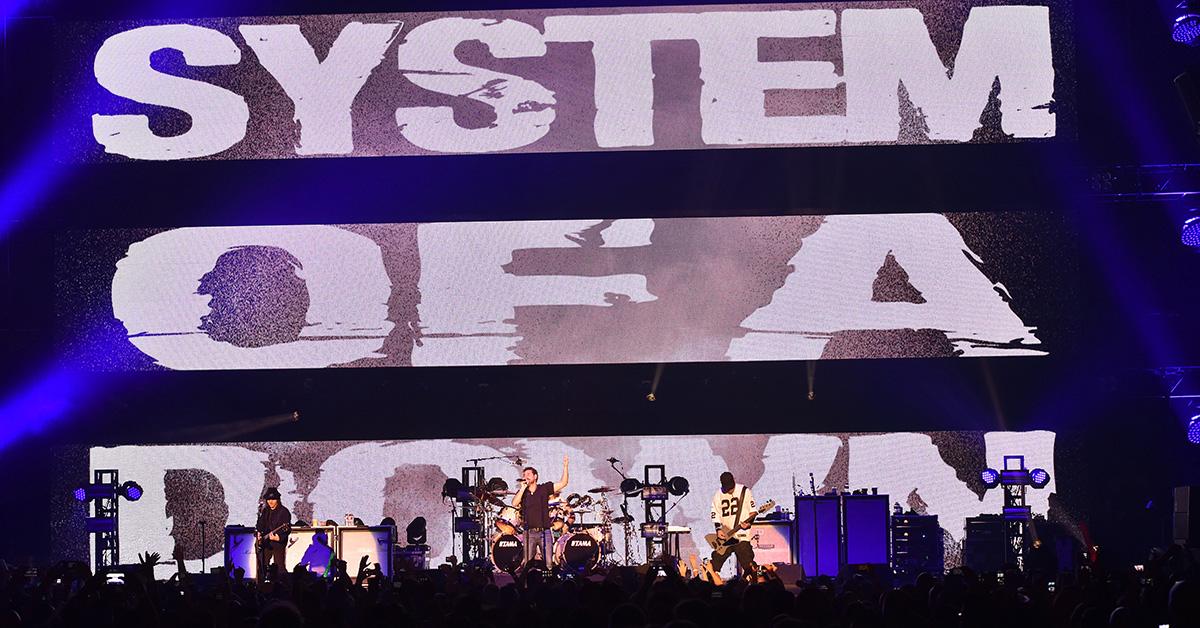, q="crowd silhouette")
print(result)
[2,544,1199,628]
